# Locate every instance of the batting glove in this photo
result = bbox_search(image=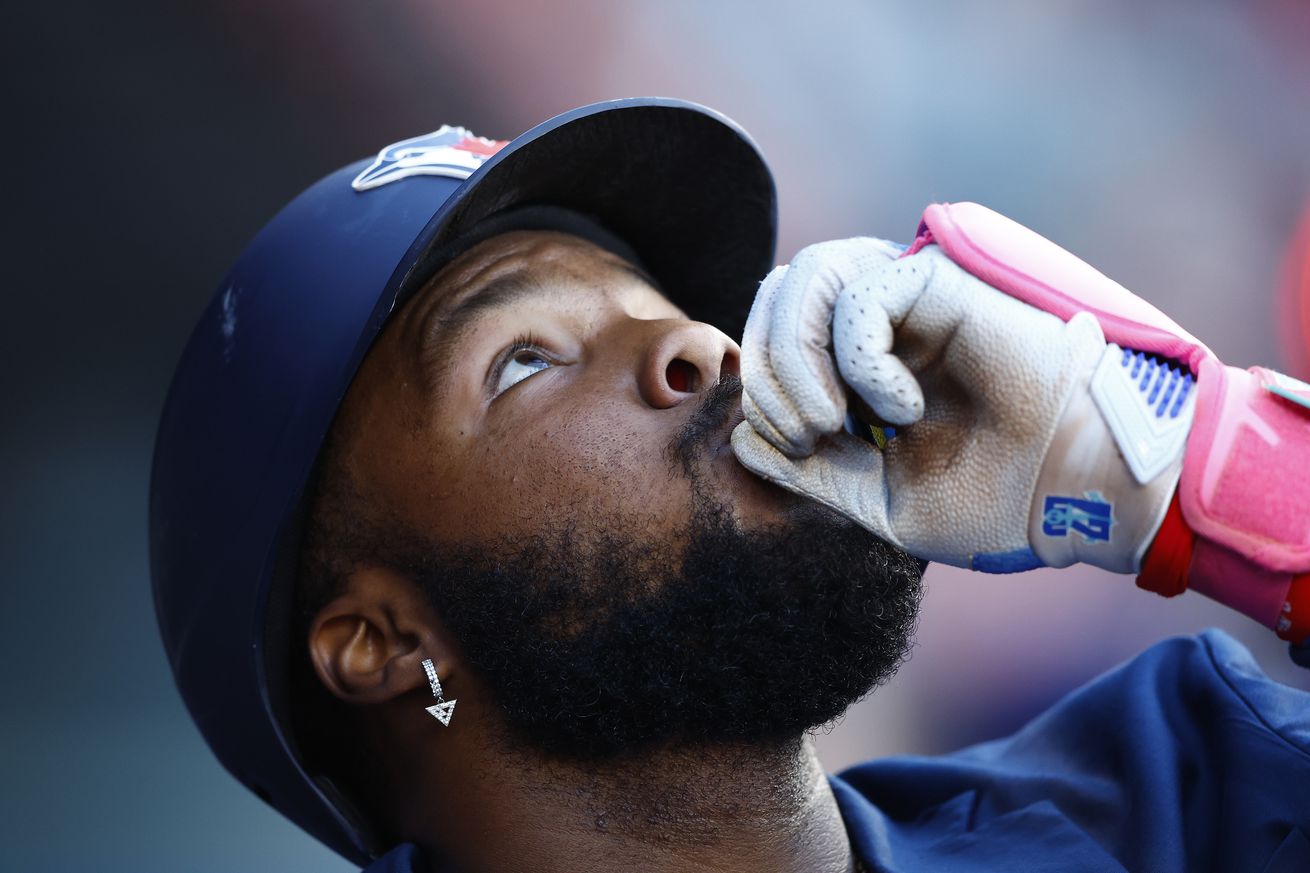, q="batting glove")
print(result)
[733,202,1310,650]
[734,238,1181,574]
